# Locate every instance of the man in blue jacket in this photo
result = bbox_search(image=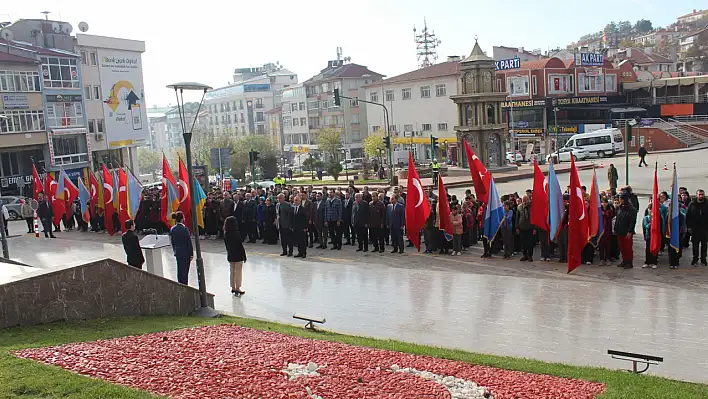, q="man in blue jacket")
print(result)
[387,195,405,254]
